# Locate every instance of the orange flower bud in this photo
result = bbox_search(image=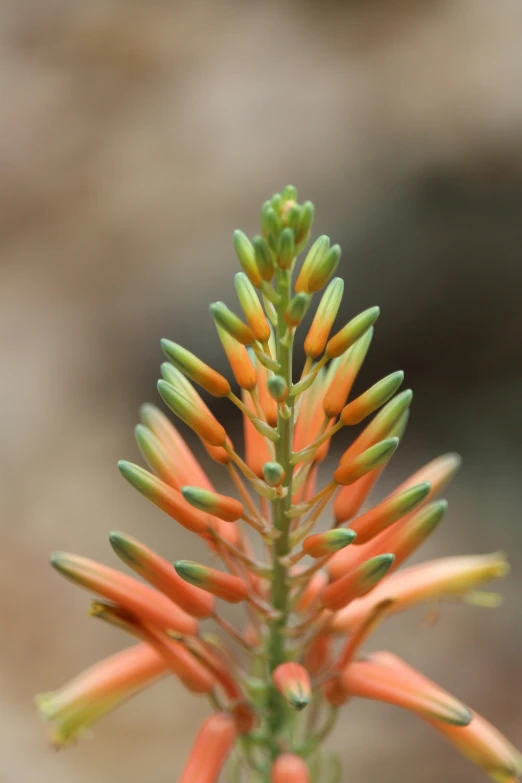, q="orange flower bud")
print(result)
[118,461,210,535]
[50,552,198,636]
[333,438,399,486]
[271,753,310,782]
[341,658,471,725]
[178,713,237,783]
[215,324,258,390]
[304,277,344,358]
[210,301,256,345]
[160,339,231,397]
[257,359,278,426]
[340,370,404,426]
[392,452,462,500]
[302,529,356,558]
[35,643,167,747]
[321,554,395,611]
[273,662,311,710]
[181,486,244,522]
[235,272,271,343]
[139,404,214,491]
[109,532,215,618]
[325,306,380,359]
[323,676,349,707]
[323,329,373,418]
[174,560,249,604]
[349,481,431,544]
[158,380,227,446]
